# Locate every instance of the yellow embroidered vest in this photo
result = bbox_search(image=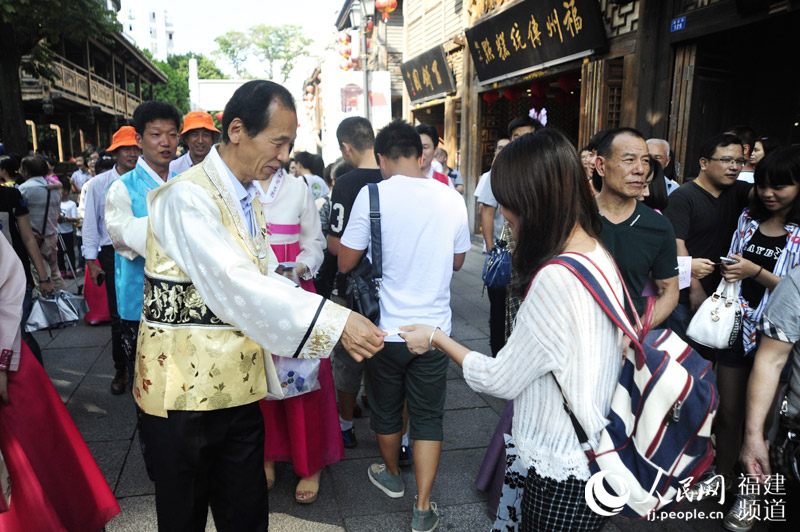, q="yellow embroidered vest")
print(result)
[134,162,281,418]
